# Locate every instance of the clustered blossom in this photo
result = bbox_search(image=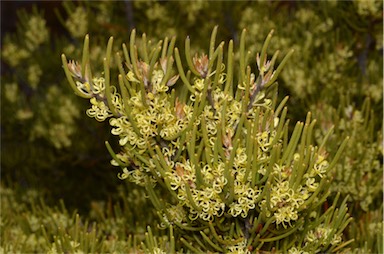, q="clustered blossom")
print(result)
[169,161,227,221]
[74,56,330,227]
[67,41,333,225]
